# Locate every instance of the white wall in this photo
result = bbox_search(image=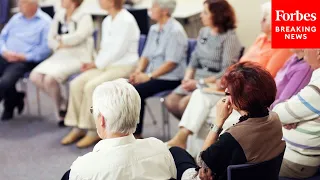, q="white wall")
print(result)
[228,0,270,48]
